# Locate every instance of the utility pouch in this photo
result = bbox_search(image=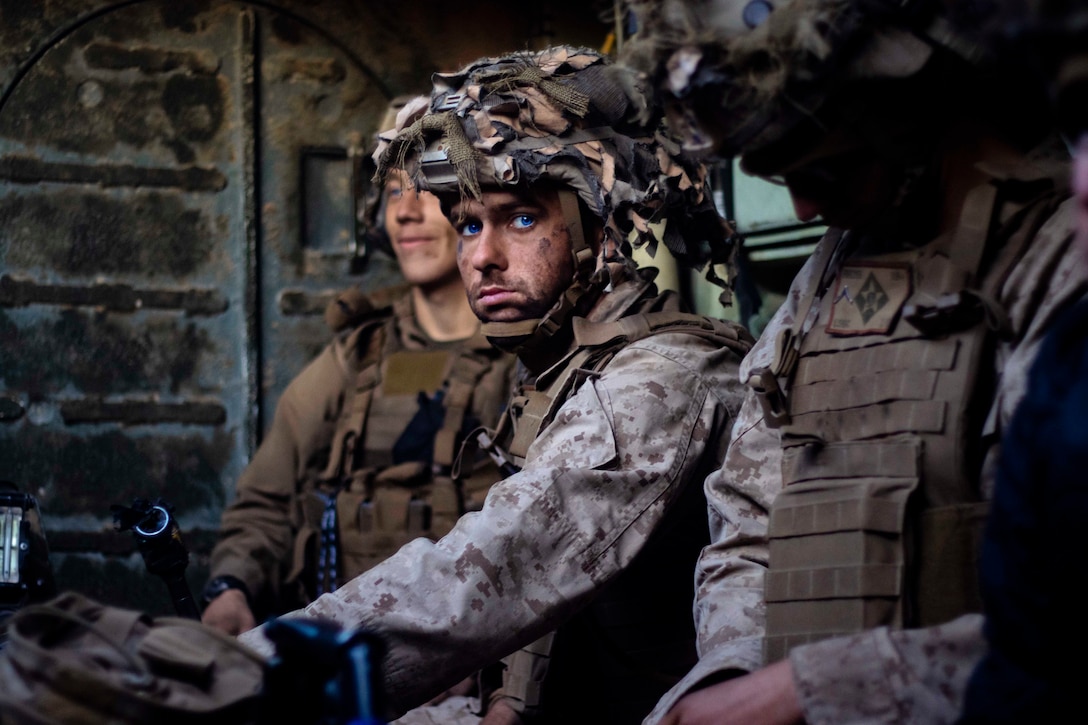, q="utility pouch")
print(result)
[337,462,439,581]
[0,591,265,724]
[285,490,332,595]
[764,440,920,662]
[337,488,417,581]
[914,501,988,626]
